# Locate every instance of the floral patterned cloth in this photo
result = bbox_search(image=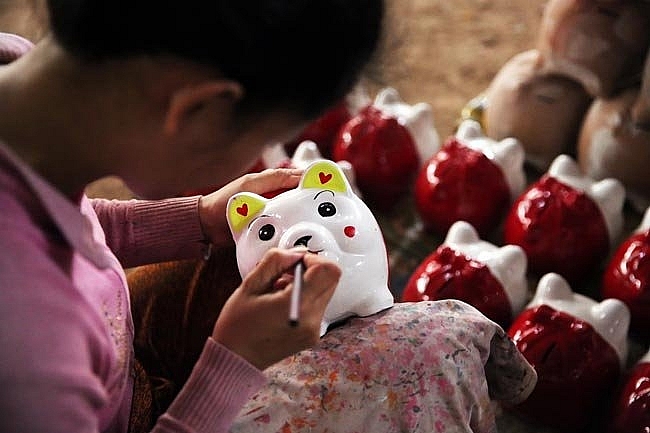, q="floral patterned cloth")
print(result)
[231,300,536,433]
